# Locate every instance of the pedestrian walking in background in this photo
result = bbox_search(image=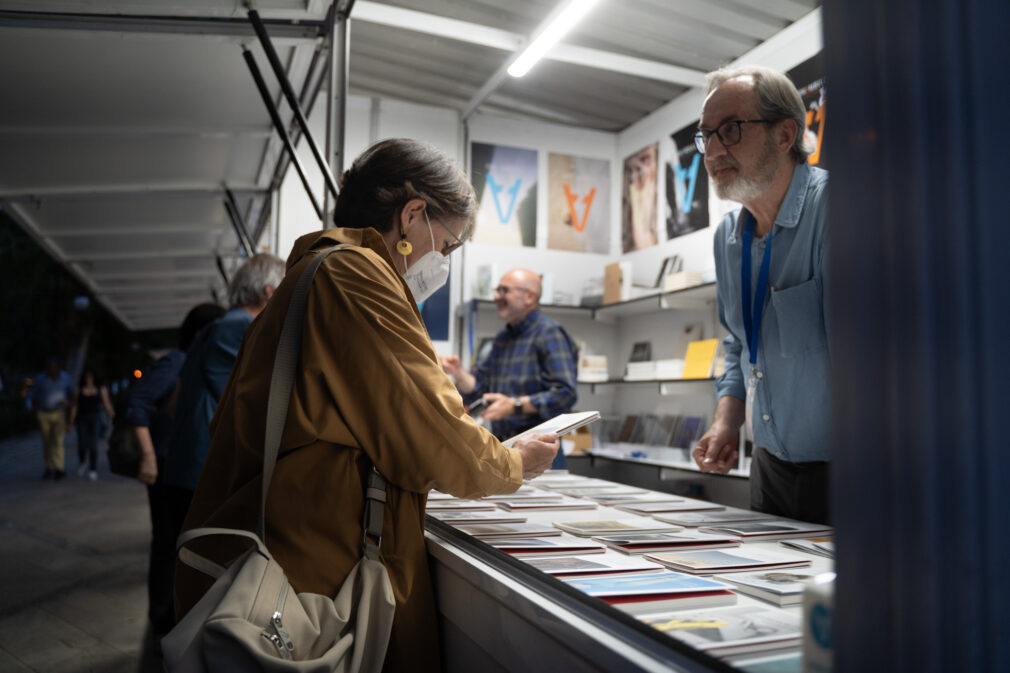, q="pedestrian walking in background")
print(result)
[28,356,75,480]
[70,369,115,480]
